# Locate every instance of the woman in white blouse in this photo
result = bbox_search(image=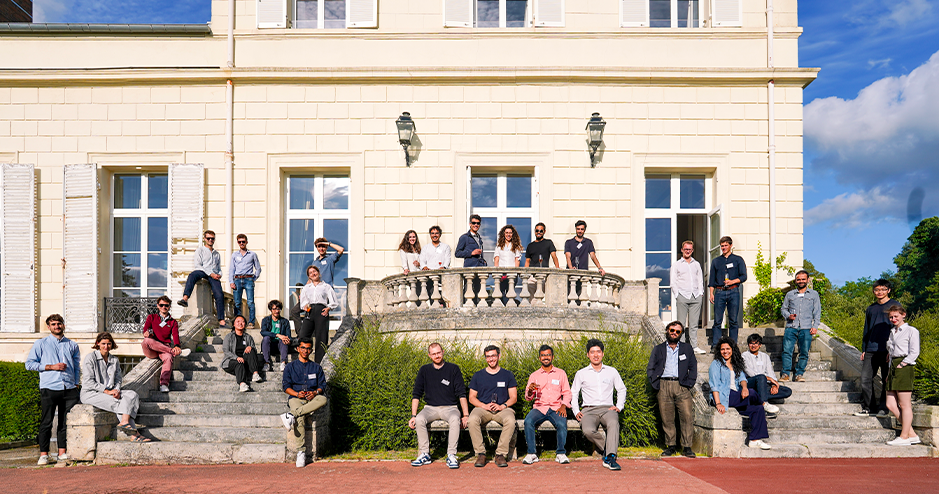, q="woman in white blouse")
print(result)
[493,224,523,268]
[299,265,339,364]
[884,304,921,446]
[398,230,422,274]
